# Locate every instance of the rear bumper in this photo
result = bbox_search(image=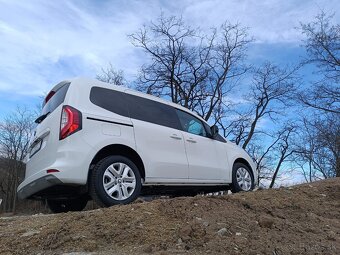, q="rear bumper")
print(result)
[17,175,62,199]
